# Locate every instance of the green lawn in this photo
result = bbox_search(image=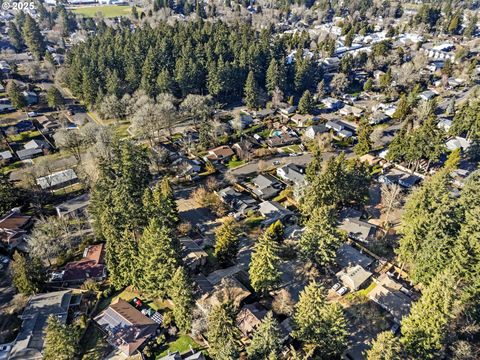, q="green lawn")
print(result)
[156,335,202,358]
[227,158,245,168]
[8,130,41,142]
[280,144,302,154]
[72,5,131,18]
